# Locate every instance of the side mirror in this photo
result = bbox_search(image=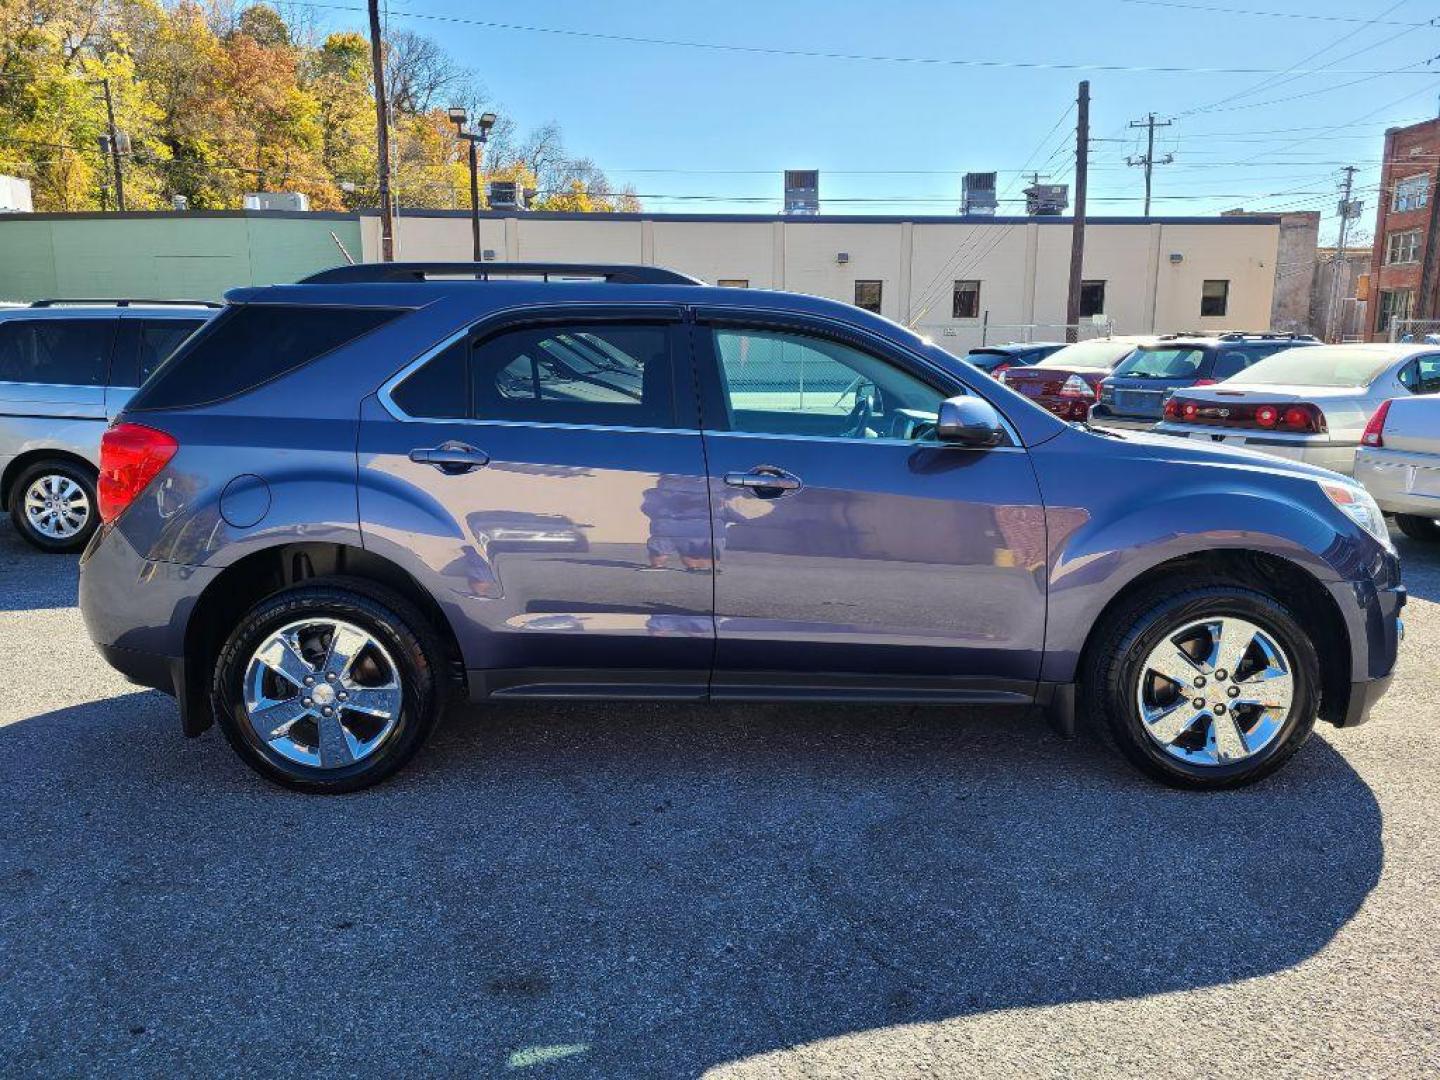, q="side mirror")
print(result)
[936,395,1005,448]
